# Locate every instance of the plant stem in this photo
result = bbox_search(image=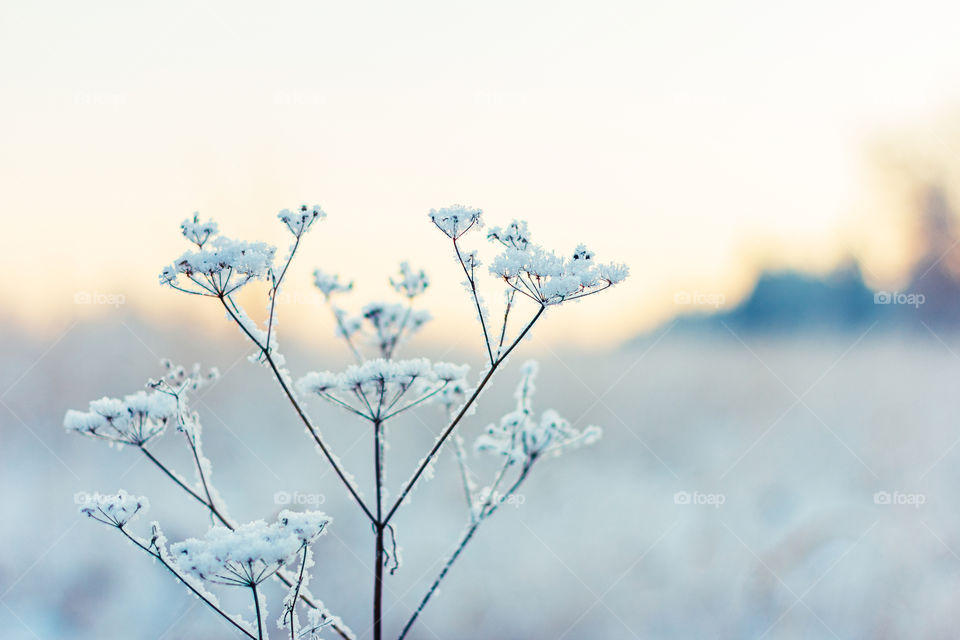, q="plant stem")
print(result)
[373,417,385,640]
[398,459,536,639]
[252,584,264,640]
[384,304,545,525]
[288,546,309,640]
[219,296,376,524]
[116,527,257,640]
[138,446,354,640]
[453,238,494,365]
